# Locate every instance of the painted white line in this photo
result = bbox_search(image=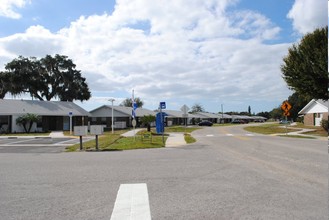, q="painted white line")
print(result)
[7,139,35,145]
[110,183,151,220]
[246,134,254,136]
[226,134,234,136]
[206,134,214,137]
